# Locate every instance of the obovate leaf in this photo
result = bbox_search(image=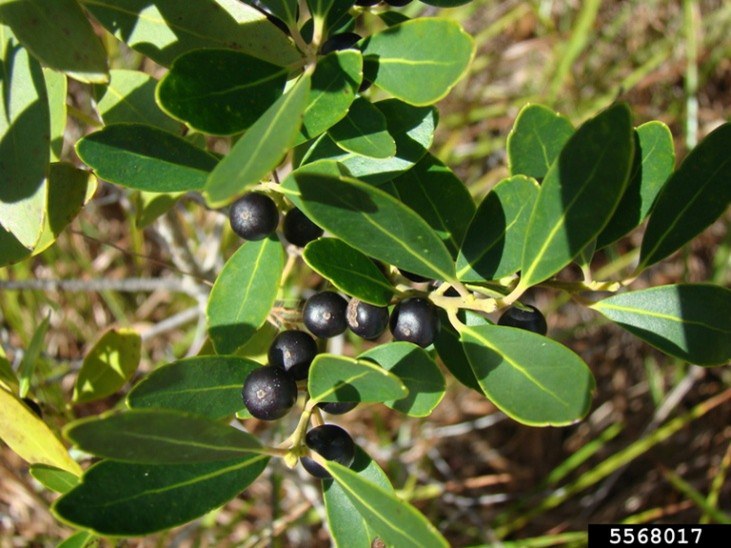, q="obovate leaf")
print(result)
[76,124,218,192]
[30,464,80,494]
[360,18,474,106]
[207,236,285,354]
[639,122,731,269]
[65,409,262,463]
[303,238,394,306]
[460,324,595,425]
[360,342,445,417]
[590,284,731,366]
[127,356,260,419]
[328,97,396,158]
[53,454,269,536]
[44,69,67,162]
[308,354,407,403]
[456,175,539,282]
[323,461,449,548]
[518,103,634,289]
